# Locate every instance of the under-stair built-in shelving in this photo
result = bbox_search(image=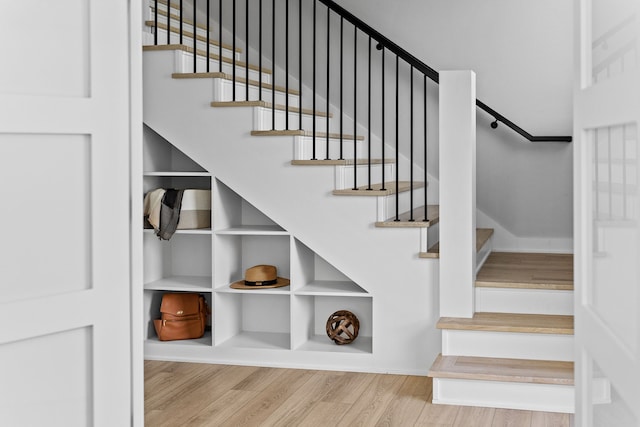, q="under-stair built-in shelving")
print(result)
[142,128,374,364]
